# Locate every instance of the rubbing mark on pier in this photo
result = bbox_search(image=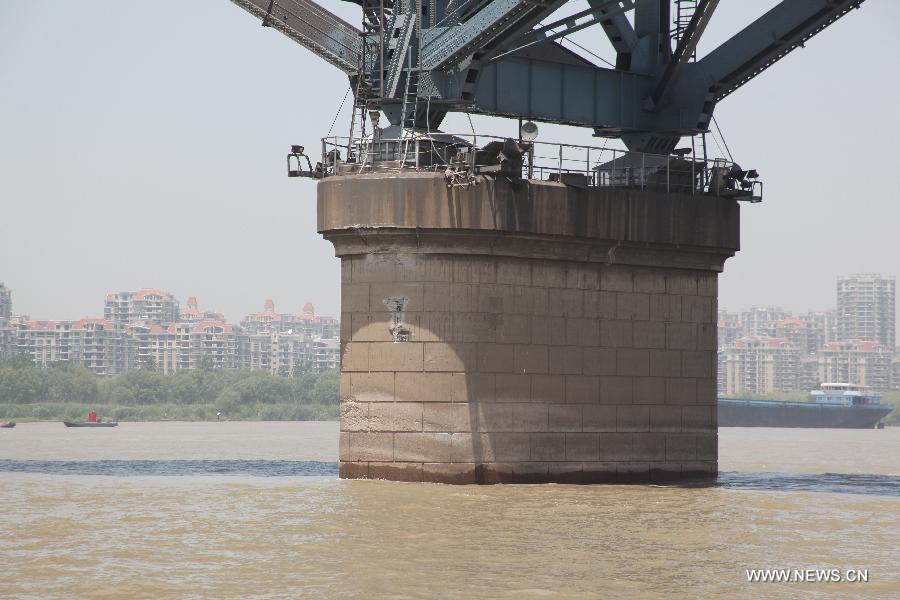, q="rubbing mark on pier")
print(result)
[383,296,410,342]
